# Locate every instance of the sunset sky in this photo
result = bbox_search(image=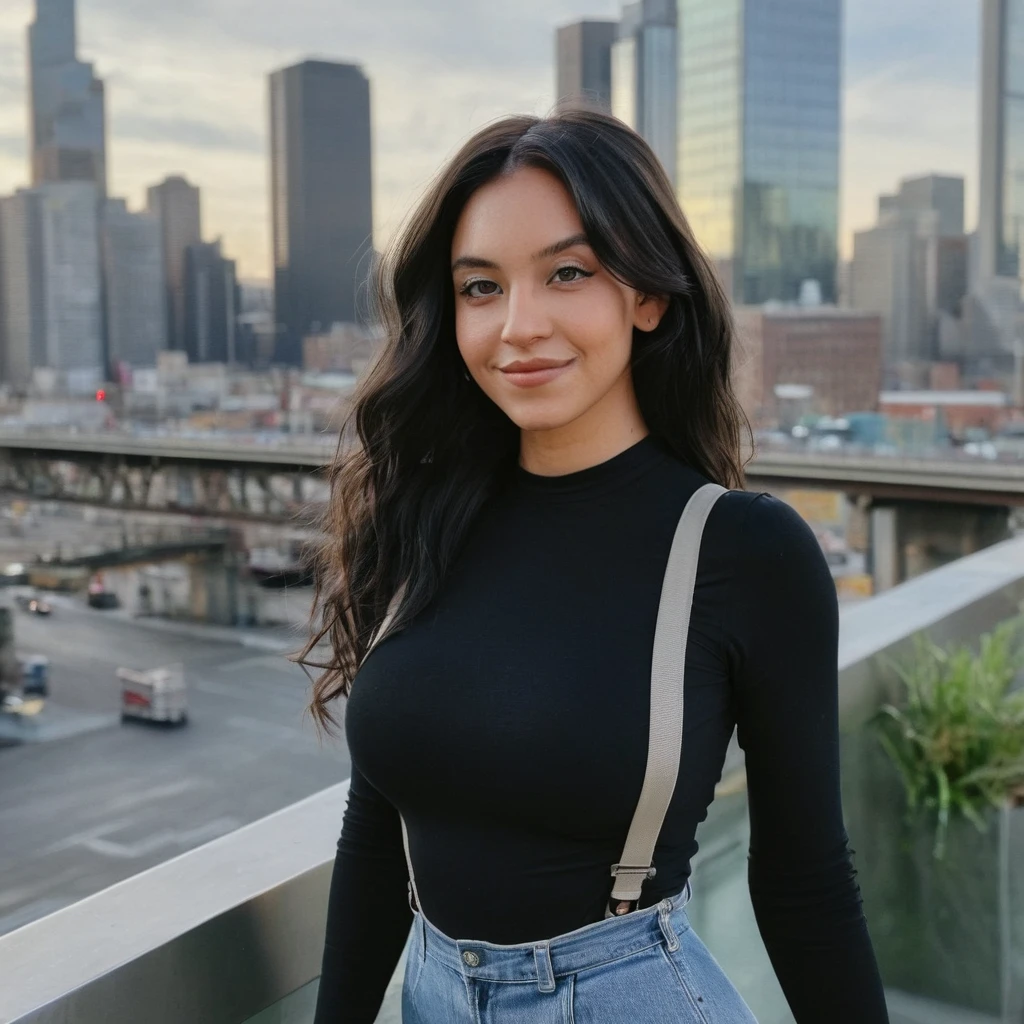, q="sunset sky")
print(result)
[0,0,979,281]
